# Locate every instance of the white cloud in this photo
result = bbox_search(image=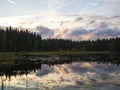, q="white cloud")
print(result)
[105,0,120,2]
[35,15,120,40]
[8,0,16,5]
[0,14,120,40]
[48,0,78,10]
[36,26,54,38]
[89,3,98,7]
[0,15,37,28]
